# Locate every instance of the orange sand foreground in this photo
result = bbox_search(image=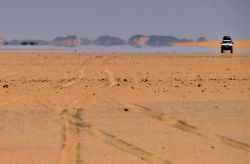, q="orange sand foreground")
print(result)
[0,53,250,164]
[175,40,250,48]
